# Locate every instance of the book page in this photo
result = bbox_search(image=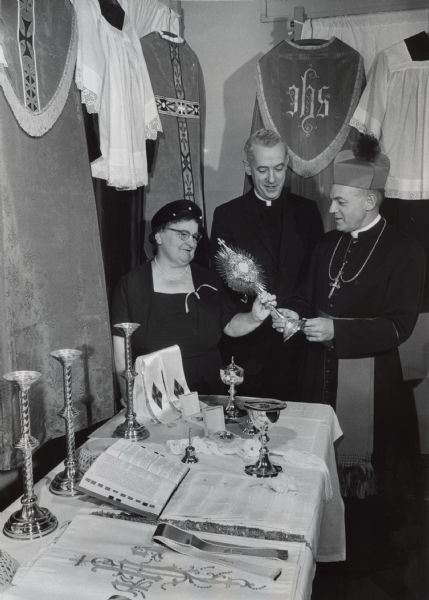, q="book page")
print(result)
[79,441,189,517]
[106,439,188,484]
